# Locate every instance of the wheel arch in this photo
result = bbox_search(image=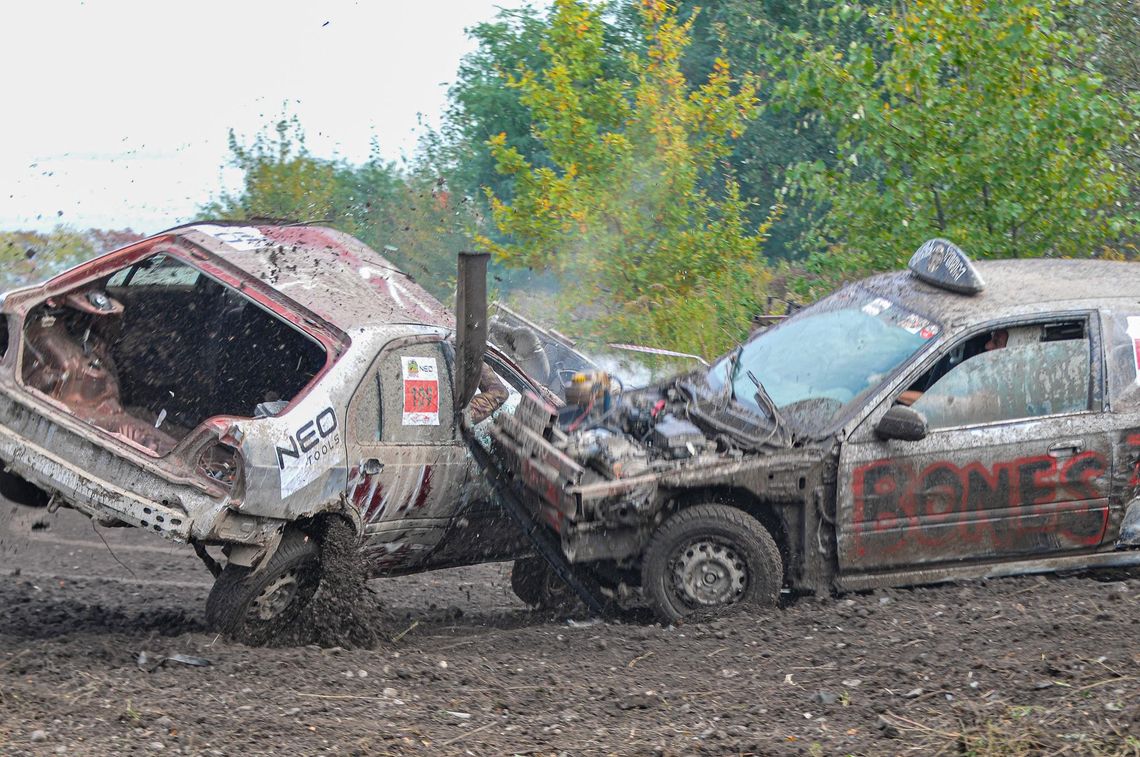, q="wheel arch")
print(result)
[664,486,794,581]
[229,502,360,573]
[294,501,362,542]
